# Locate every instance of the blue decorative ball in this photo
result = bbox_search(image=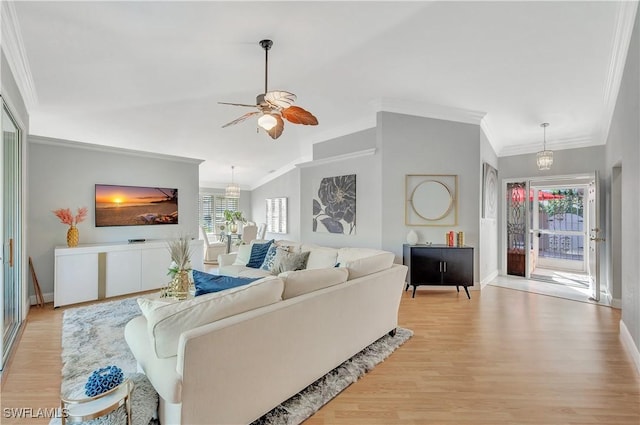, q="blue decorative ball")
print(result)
[84,365,124,397]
